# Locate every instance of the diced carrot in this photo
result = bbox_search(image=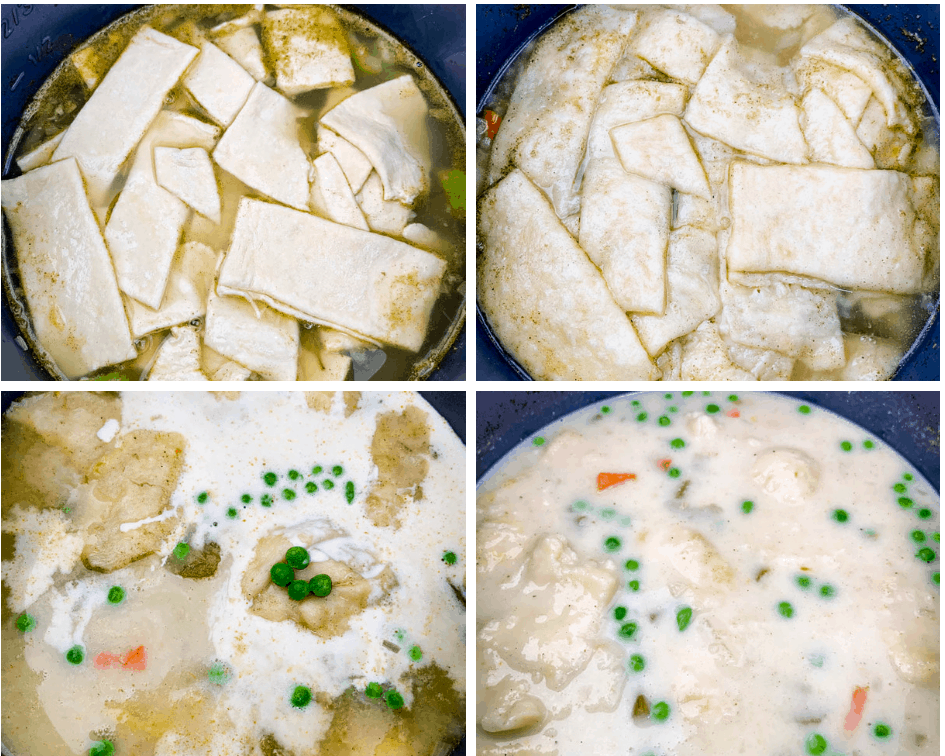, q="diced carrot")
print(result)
[597,472,636,491]
[727,409,740,418]
[483,110,502,140]
[94,652,121,670]
[843,686,868,731]
[657,458,672,472]
[122,645,147,671]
